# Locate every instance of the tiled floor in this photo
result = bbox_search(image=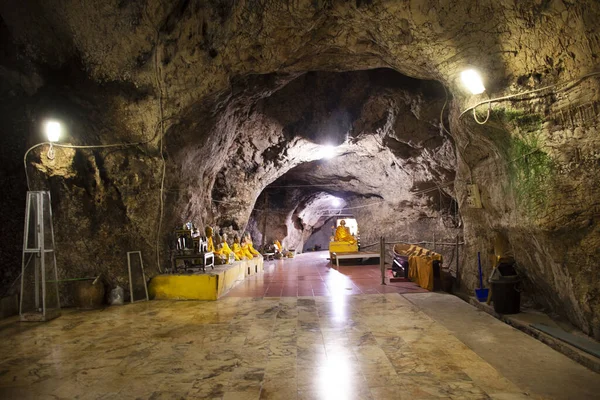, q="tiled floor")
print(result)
[1,294,532,400]
[1,252,598,399]
[225,251,427,297]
